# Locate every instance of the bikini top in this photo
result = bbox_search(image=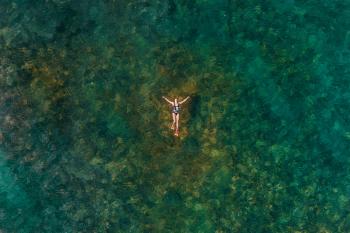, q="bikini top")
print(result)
[173,105,180,112]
